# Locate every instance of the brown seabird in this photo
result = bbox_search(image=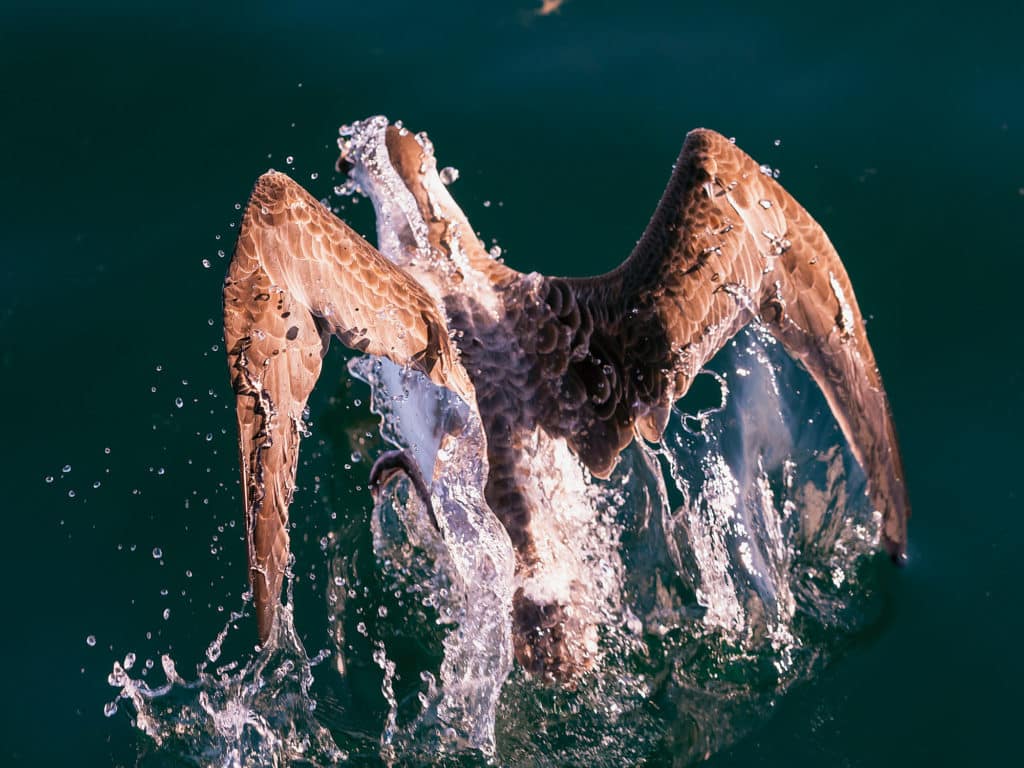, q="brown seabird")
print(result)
[223,118,909,681]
